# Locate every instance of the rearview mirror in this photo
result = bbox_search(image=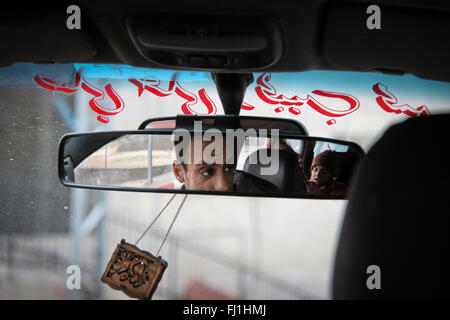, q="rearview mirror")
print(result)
[59,128,364,199]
